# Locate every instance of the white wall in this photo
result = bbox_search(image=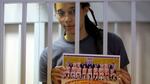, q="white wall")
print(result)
[4,2,150,23]
[4,3,52,23]
[5,24,20,84]
[5,24,35,84]
[107,22,150,84]
[90,2,150,22]
[136,23,150,84]
[4,3,42,23]
[26,24,34,84]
